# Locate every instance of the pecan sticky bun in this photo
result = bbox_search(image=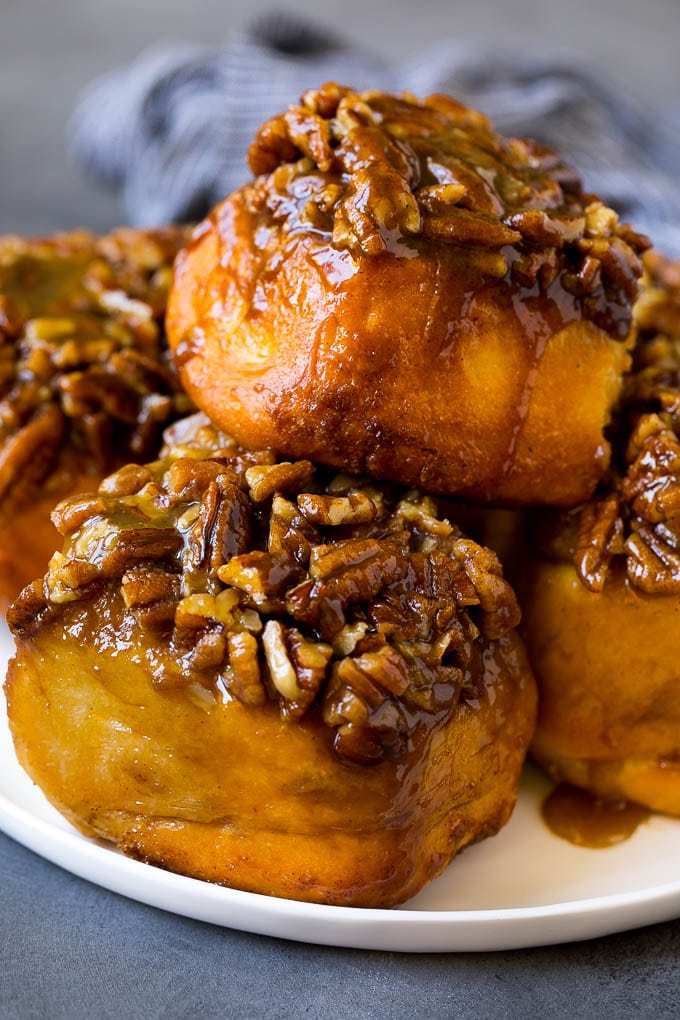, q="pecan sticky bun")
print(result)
[167,82,649,506]
[6,414,535,906]
[522,252,680,814]
[0,227,193,606]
